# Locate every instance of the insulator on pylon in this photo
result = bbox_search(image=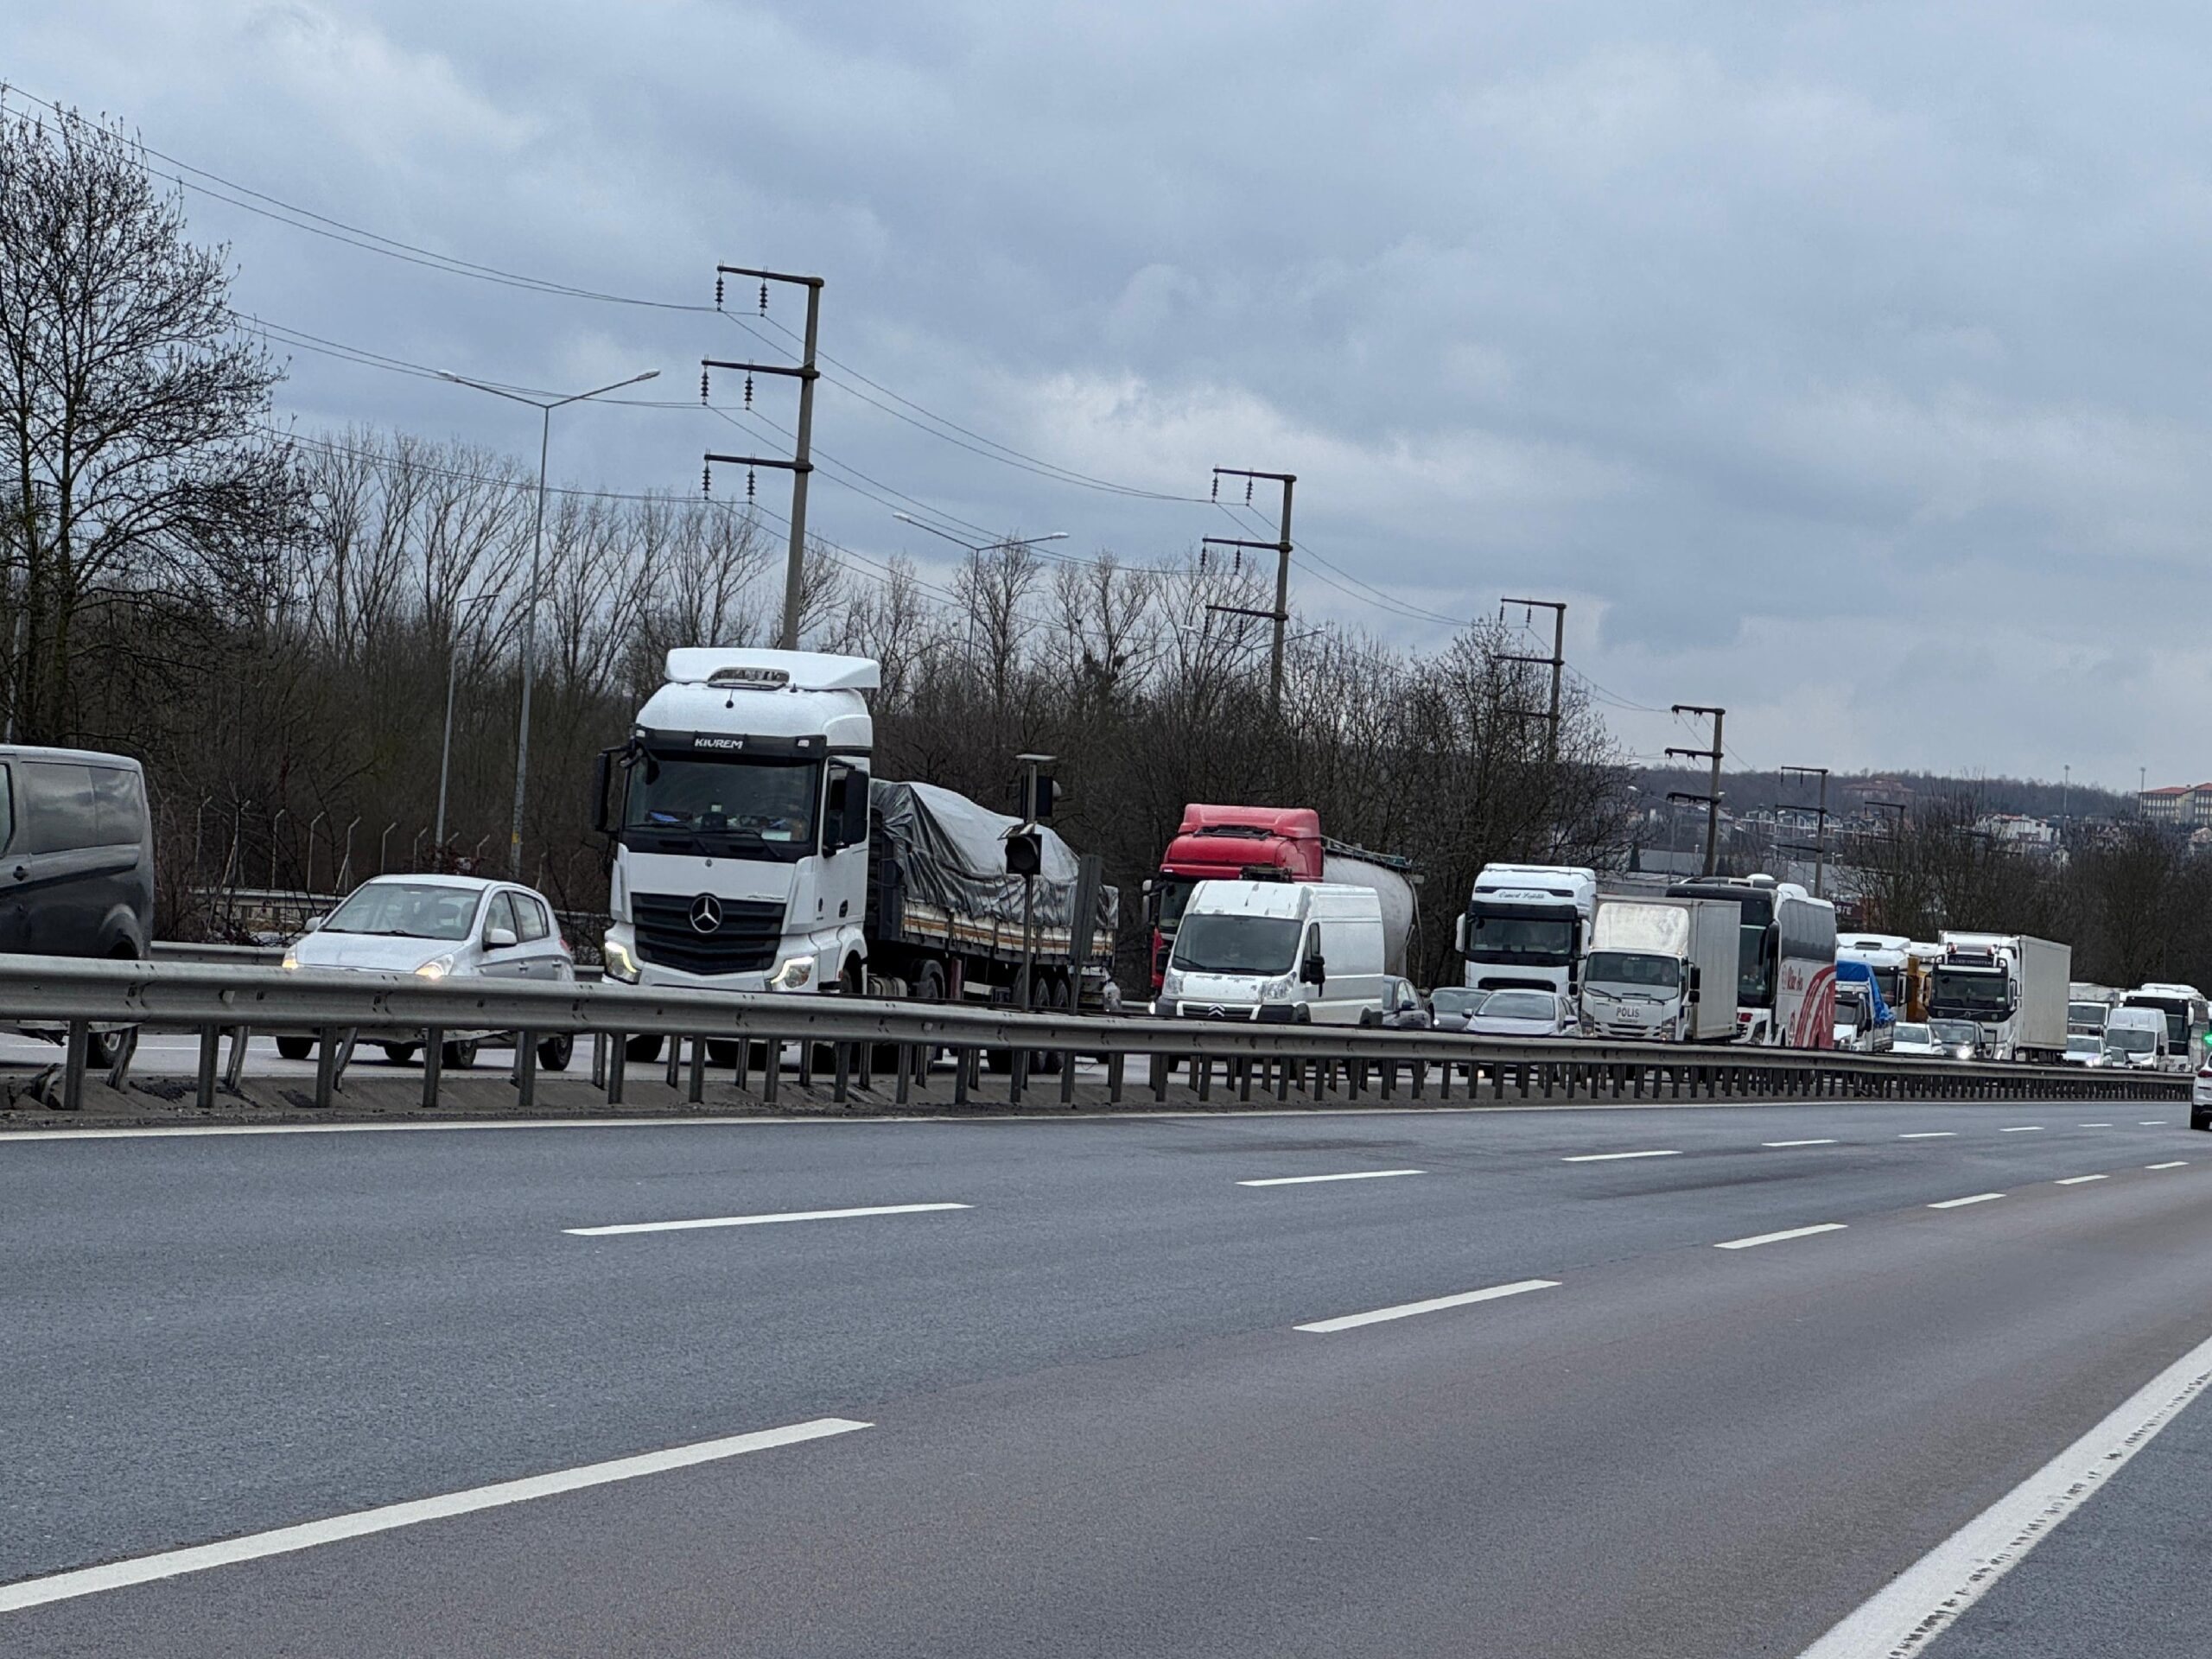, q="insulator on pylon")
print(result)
[699,370,709,404]
[702,462,712,495]
[759,282,769,314]
[1211,474,1218,500]
[744,374,753,409]
[747,468,757,500]
[715,274,724,308]
[1244,478,1254,504]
